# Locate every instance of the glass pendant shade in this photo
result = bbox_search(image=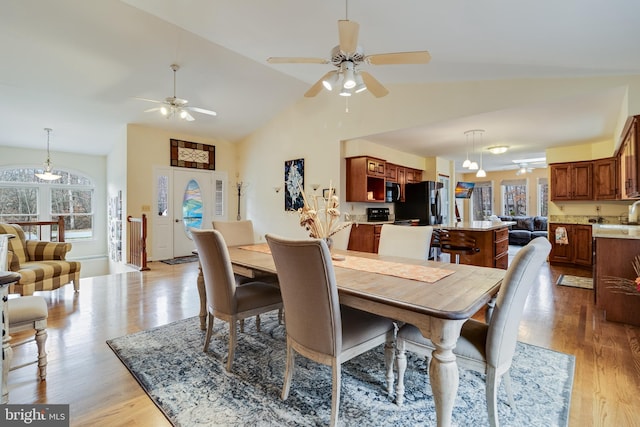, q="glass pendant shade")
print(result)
[462,158,471,168]
[35,128,61,181]
[469,161,479,170]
